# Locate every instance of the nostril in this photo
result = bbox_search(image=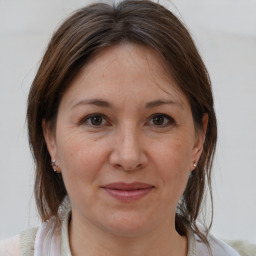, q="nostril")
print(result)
[109,143,148,171]
[123,163,144,171]
[113,162,143,171]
